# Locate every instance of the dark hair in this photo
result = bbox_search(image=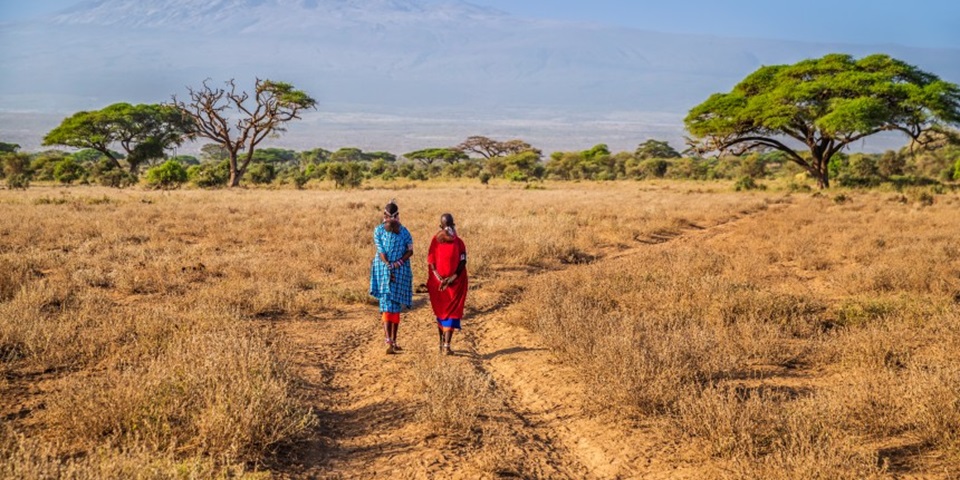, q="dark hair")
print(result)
[384,201,399,217]
[440,213,455,227]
